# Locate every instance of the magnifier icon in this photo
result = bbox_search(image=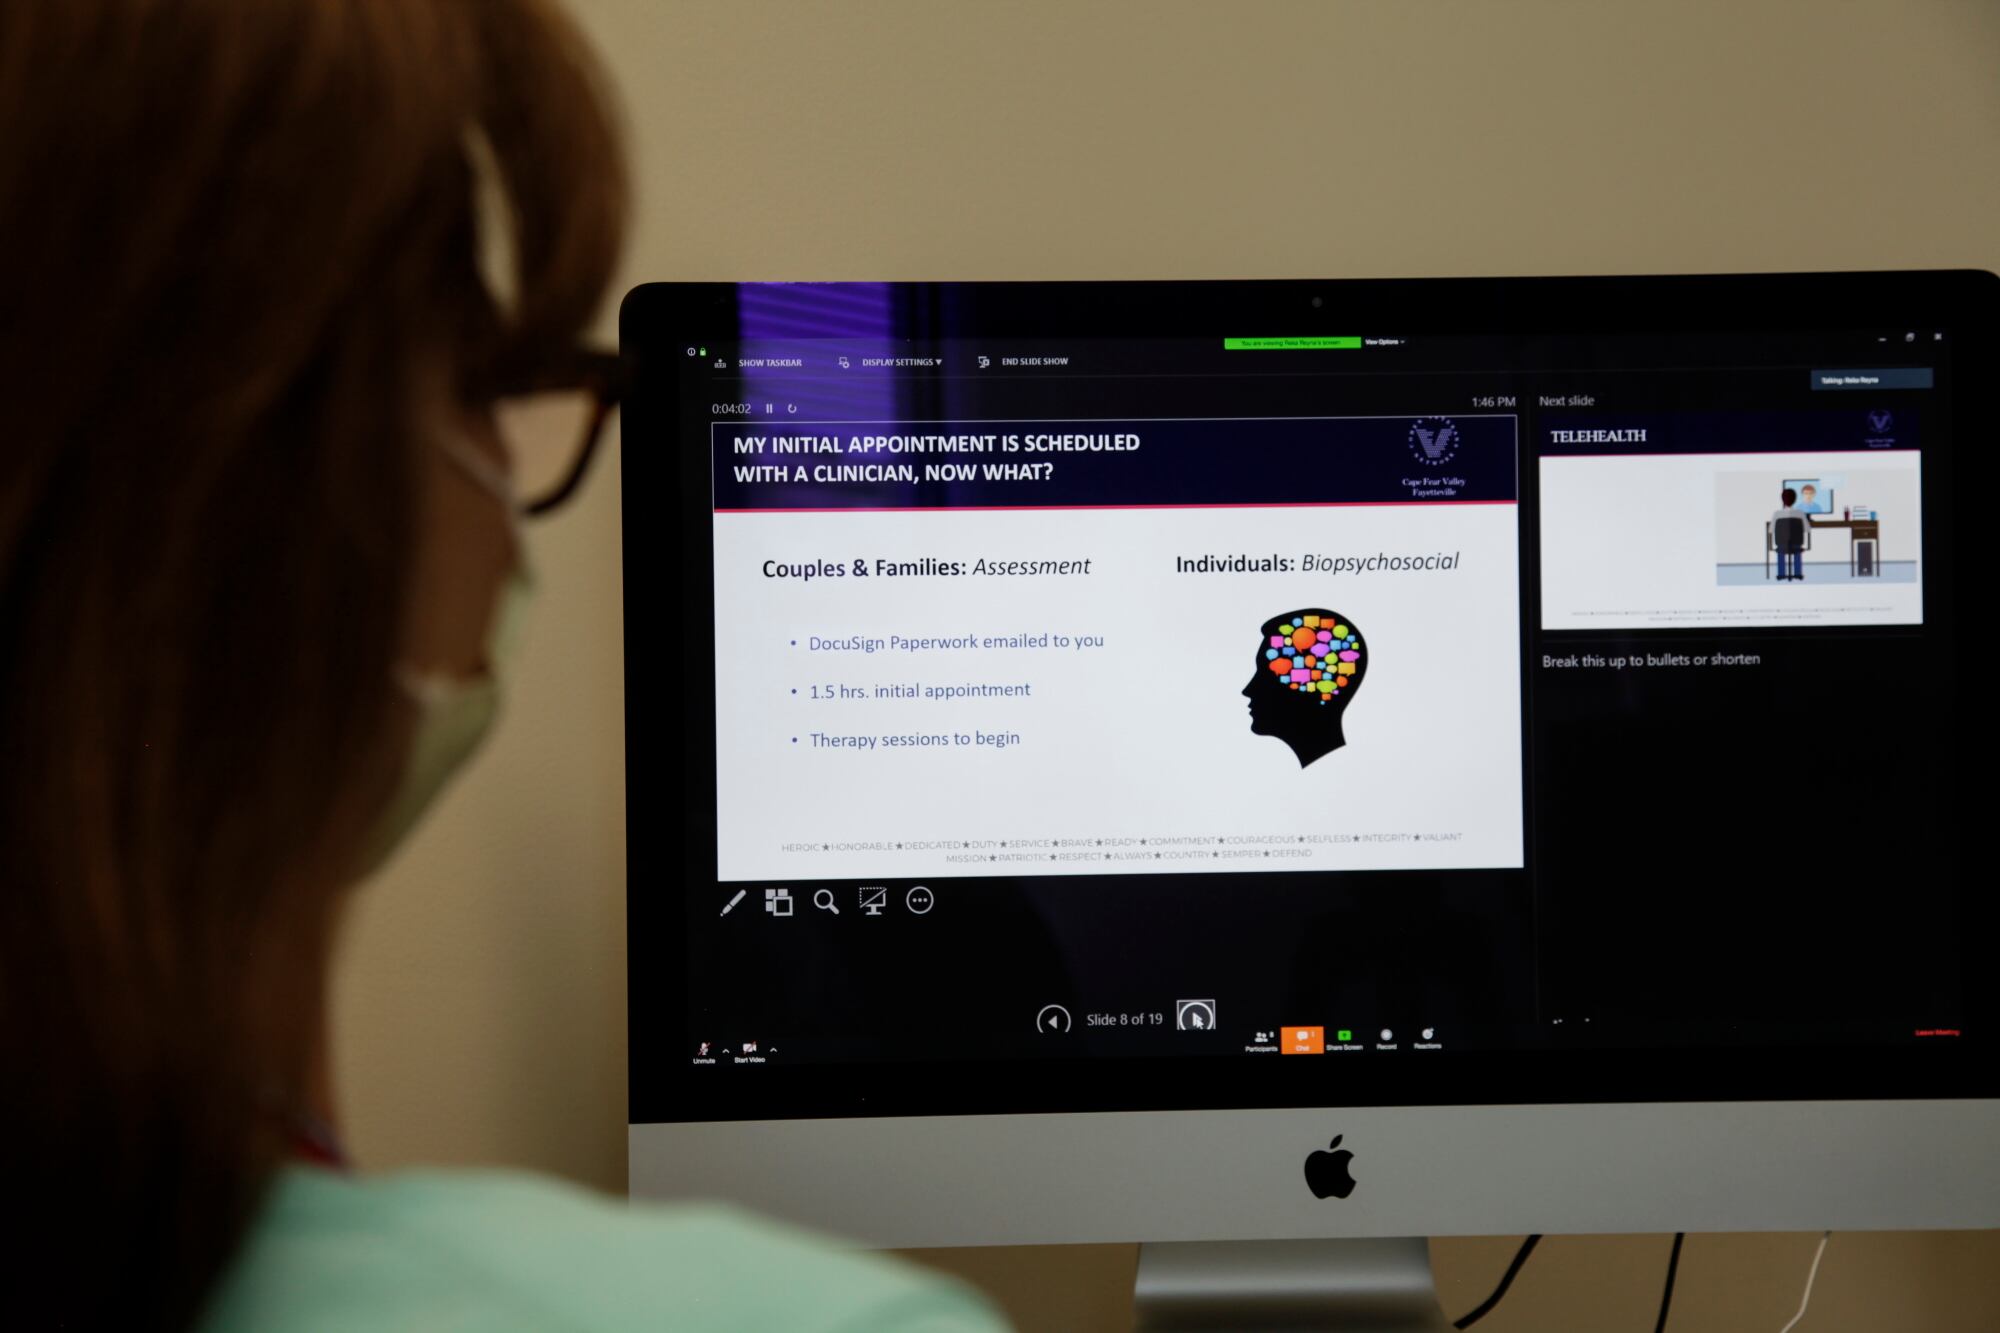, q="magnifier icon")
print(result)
[813,889,839,915]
